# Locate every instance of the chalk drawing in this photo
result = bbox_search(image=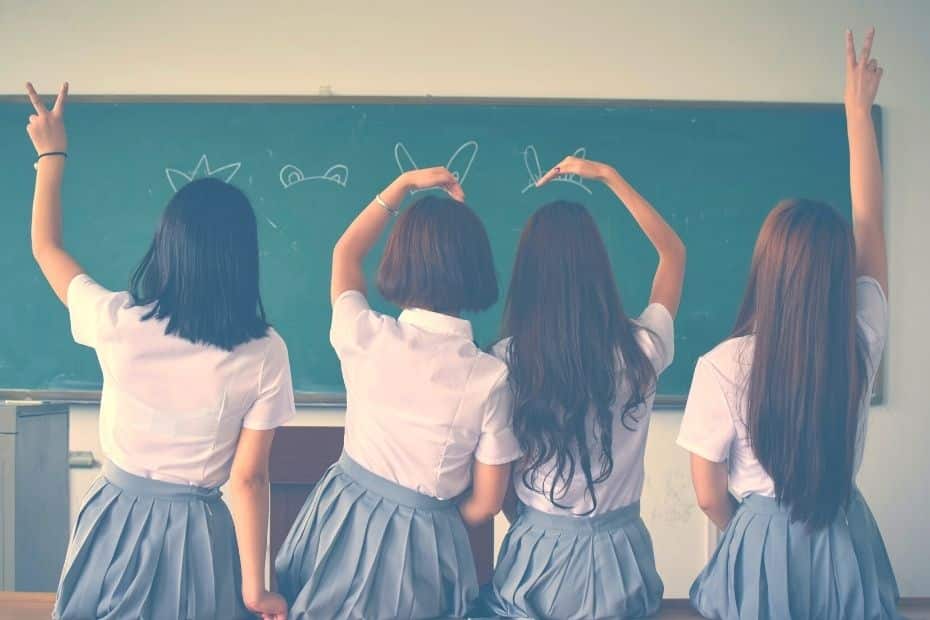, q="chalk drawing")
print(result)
[165,154,241,192]
[279,163,349,189]
[394,140,478,193]
[521,146,592,194]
